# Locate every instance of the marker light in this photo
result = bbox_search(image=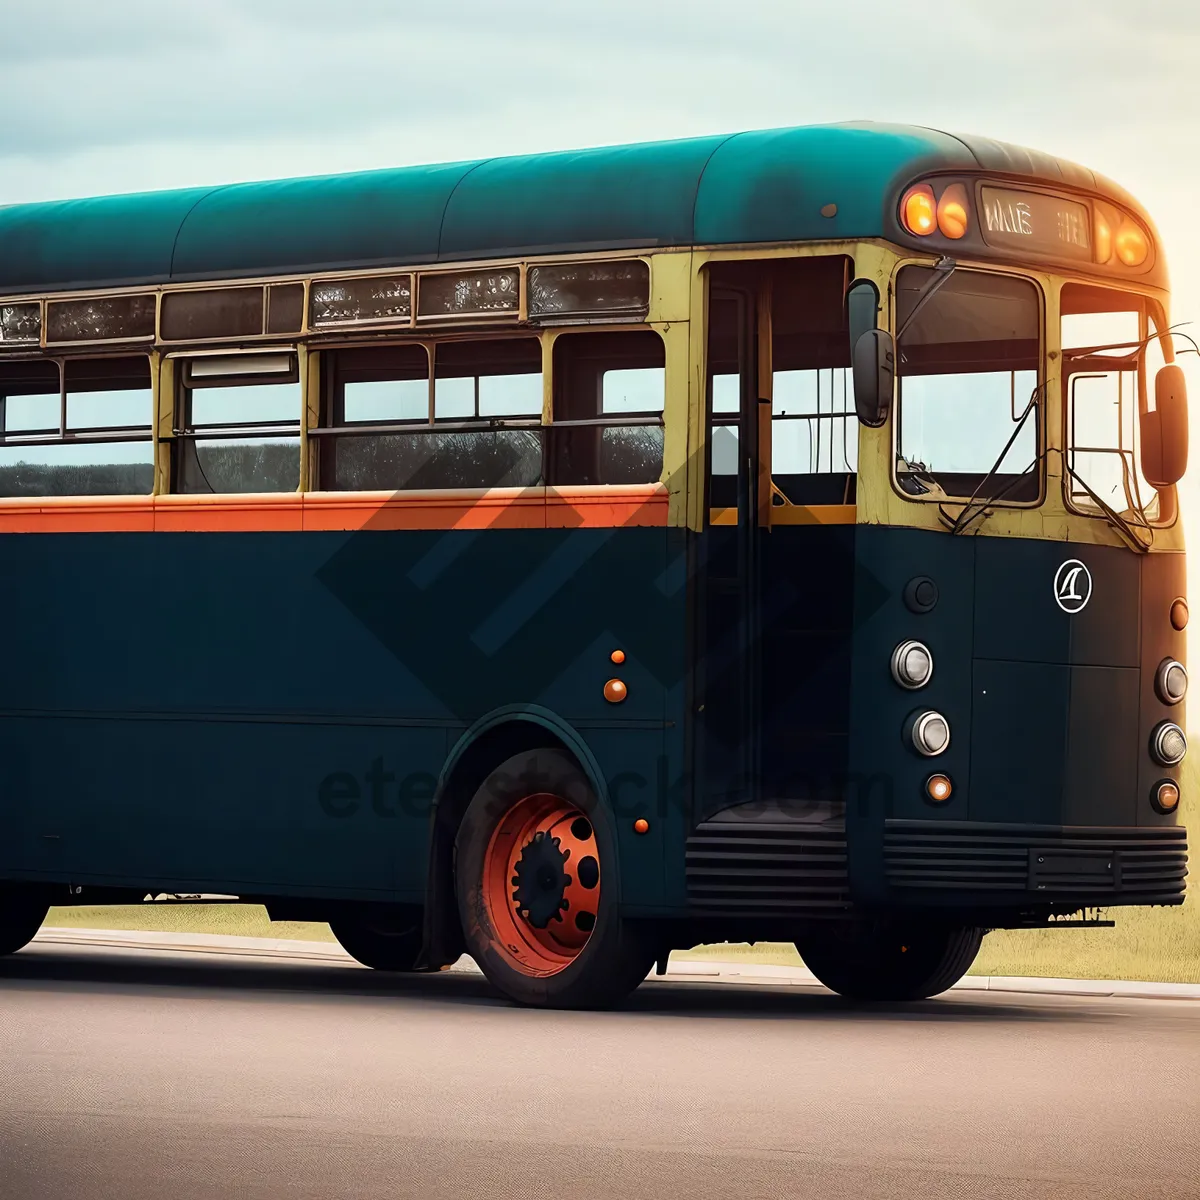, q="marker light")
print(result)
[1152,780,1180,814]
[910,710,950,757]
[901,185,937,236]
[891,640,934,689]
[925,774,953,803]
[1151,721,1187,766]
[1114,219,1149,267]
[936,184,969,239]
[1155,659,1188,705]
[1093,210,1113,264]
[1172,599,1189,631]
